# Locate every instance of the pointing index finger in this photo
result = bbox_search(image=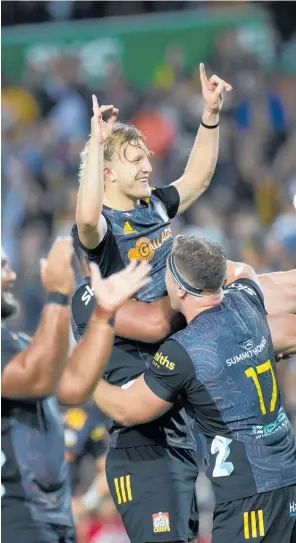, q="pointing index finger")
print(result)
[199,63,208,88]
[92,94,100,114]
